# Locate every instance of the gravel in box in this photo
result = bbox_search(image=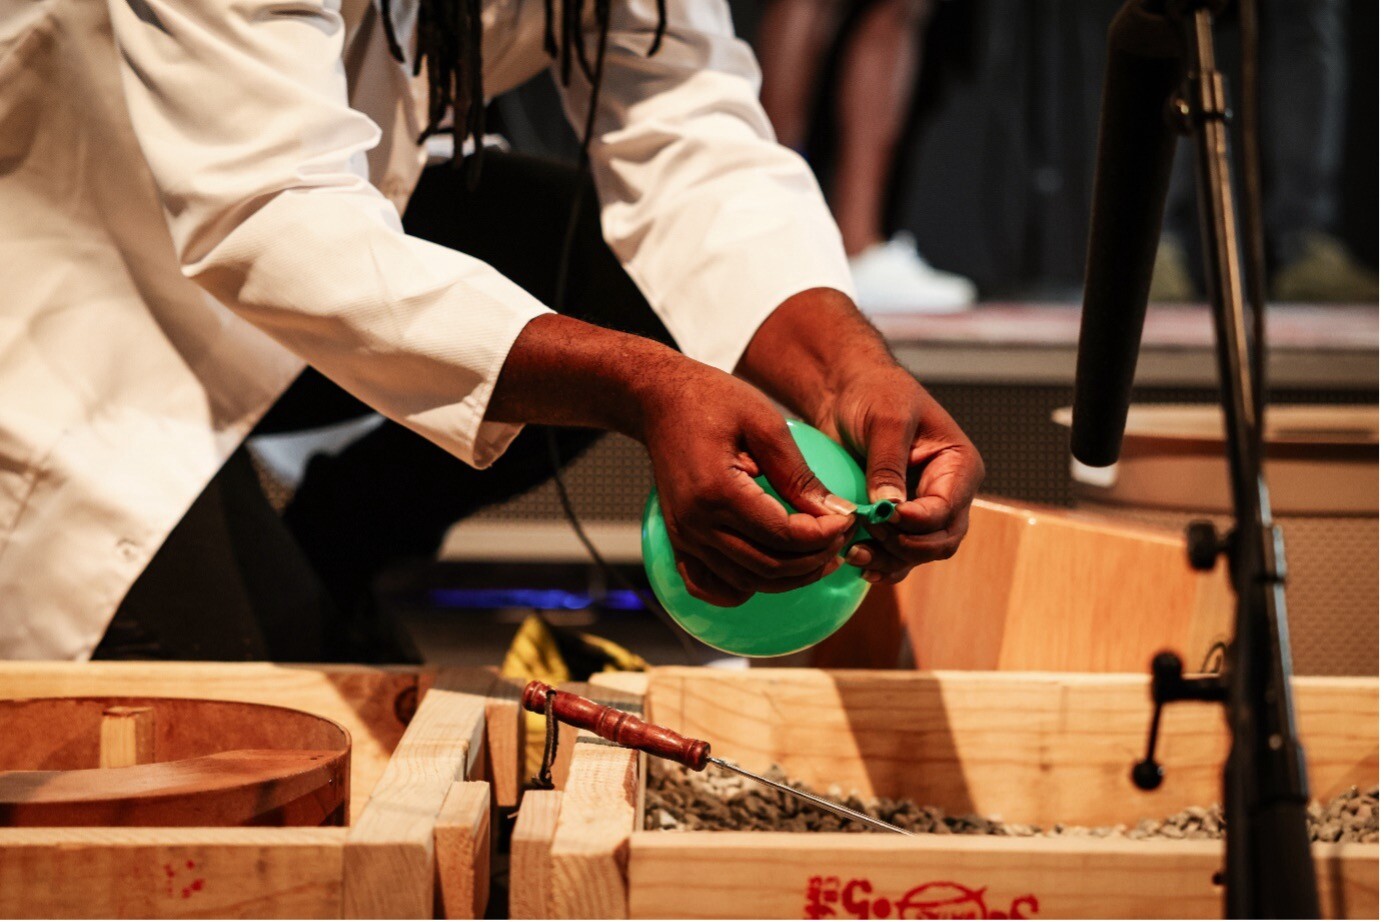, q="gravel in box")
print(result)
[644,762,1379,843]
